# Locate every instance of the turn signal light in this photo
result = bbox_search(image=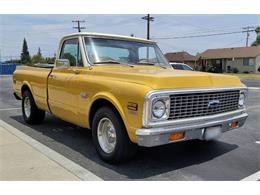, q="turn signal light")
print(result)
[169,132,185,141]
[229,121,238,129]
